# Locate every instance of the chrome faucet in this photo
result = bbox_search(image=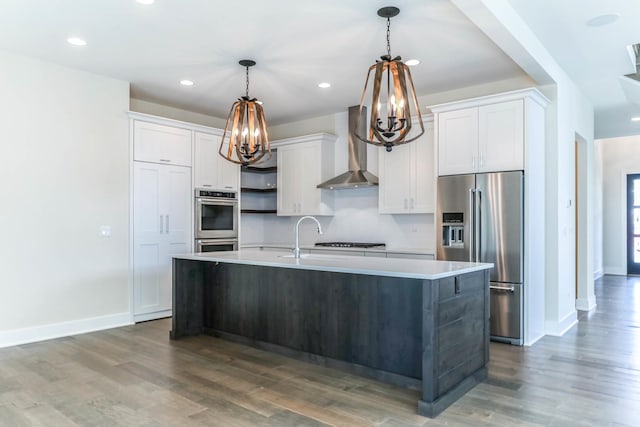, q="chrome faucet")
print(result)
[294,216,323,259]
